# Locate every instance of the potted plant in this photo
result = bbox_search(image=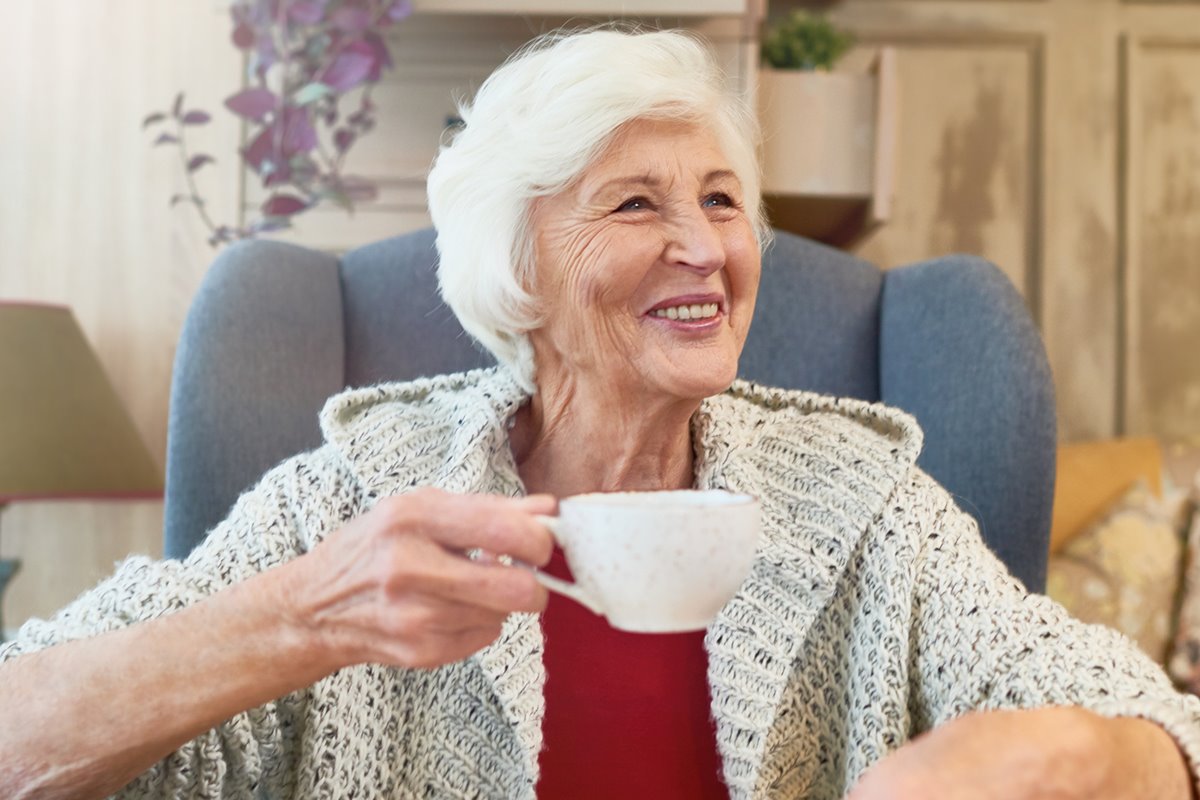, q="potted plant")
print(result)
[144,0,412,246]
[758,11,871,198]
